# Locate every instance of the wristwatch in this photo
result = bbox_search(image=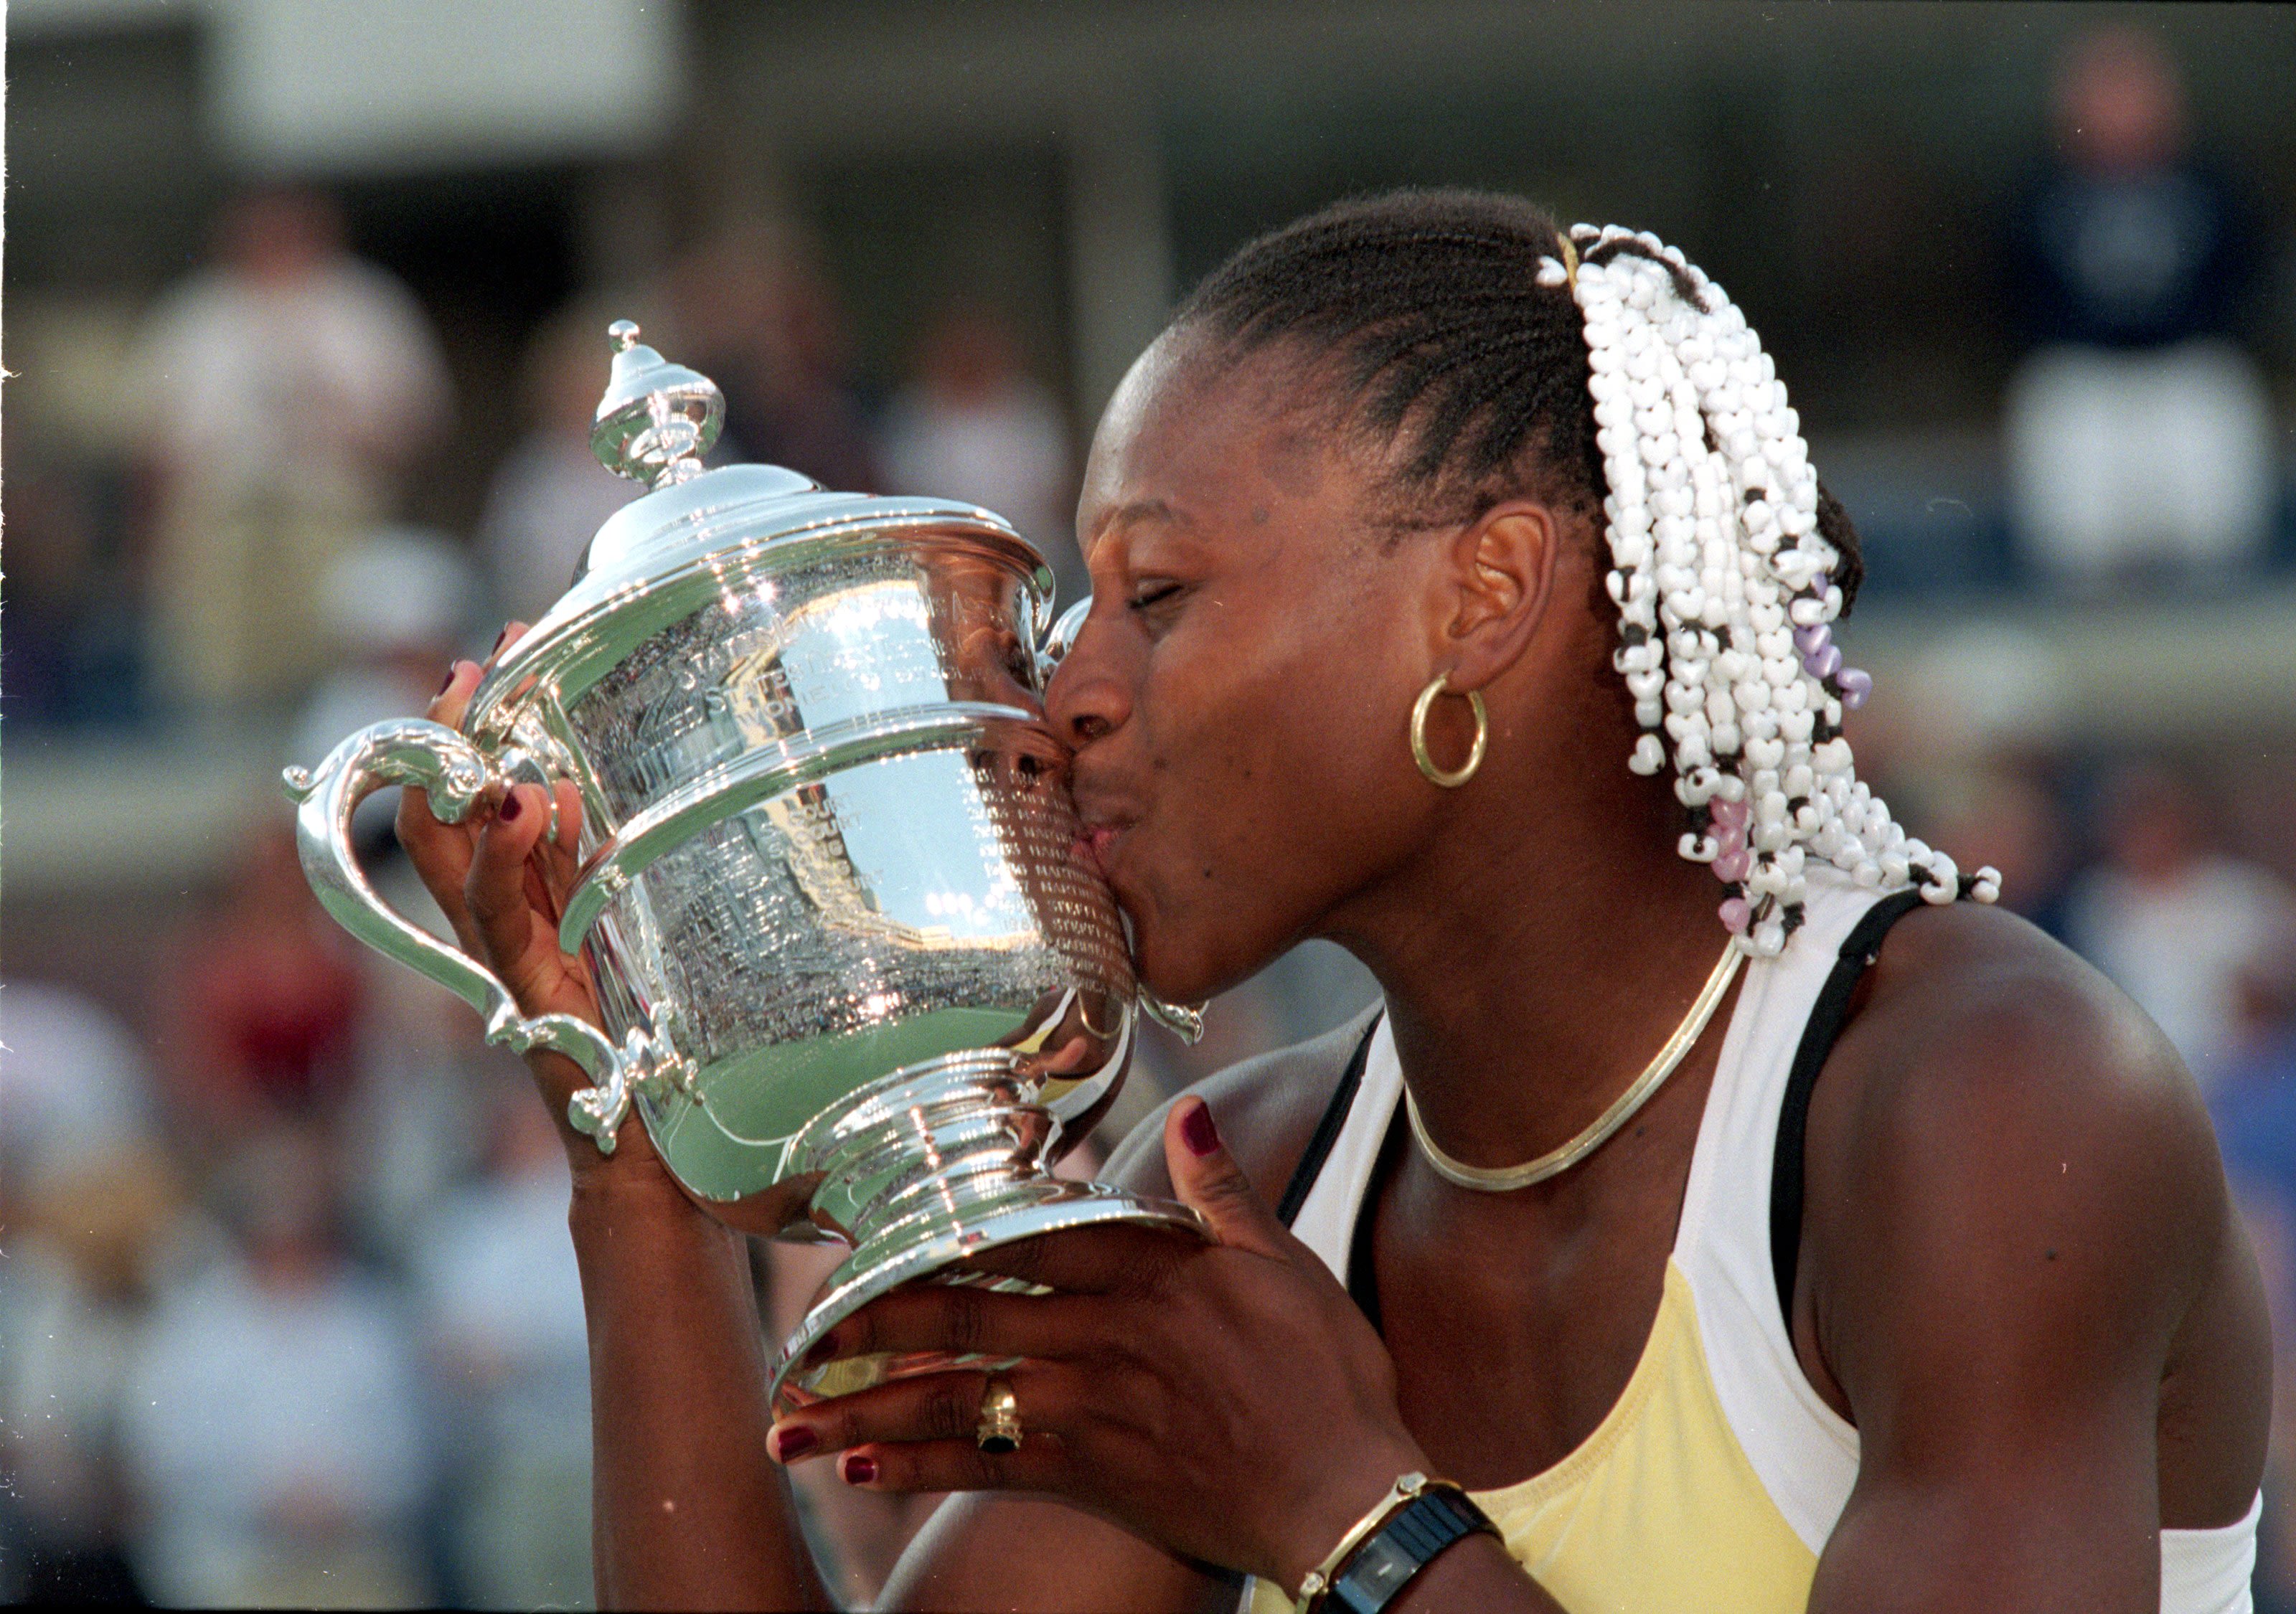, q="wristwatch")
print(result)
[1296,1472,1501,1614]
